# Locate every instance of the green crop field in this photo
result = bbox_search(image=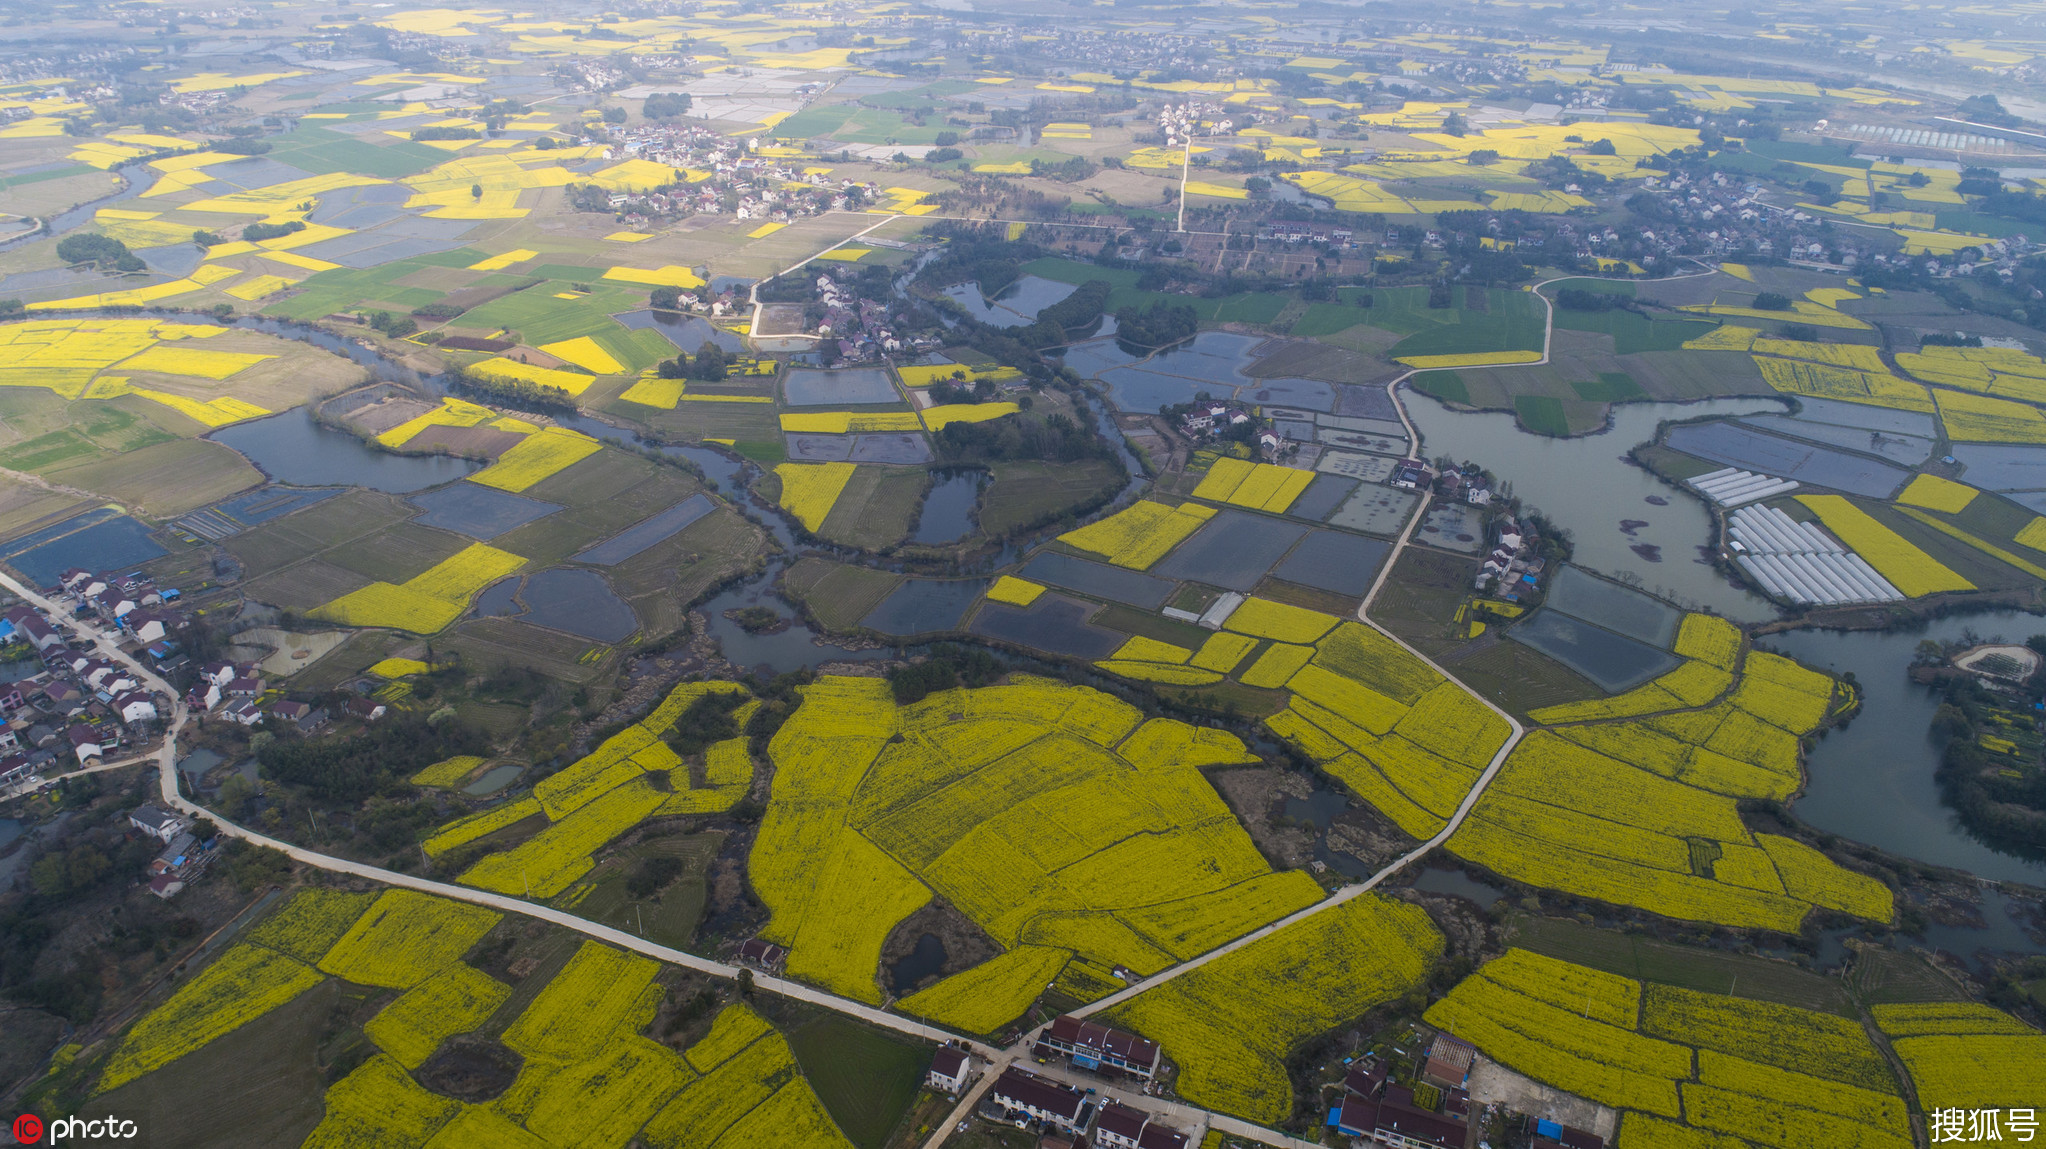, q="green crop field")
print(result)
[262,126,448,178]
[978,458,1122,537]
[1514,395,1570,435]
[1385,288,1547,358]
[1570,372,1647,401]
[1514,918,1857,1015]
[774,104,950,145]
[784,1012,927,1149]
[1411,371,1471,404]
[442,281,647,345]
[1552,307,1717,353]
[815,465,926,551]
[783,556,902,630]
